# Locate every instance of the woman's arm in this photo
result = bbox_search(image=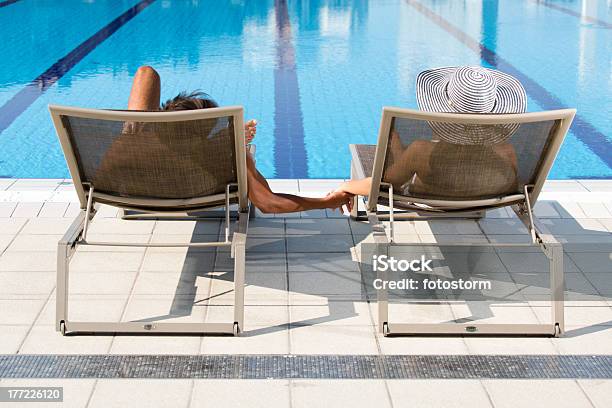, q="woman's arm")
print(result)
[334,177,372,196]
[334,137,434,197]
